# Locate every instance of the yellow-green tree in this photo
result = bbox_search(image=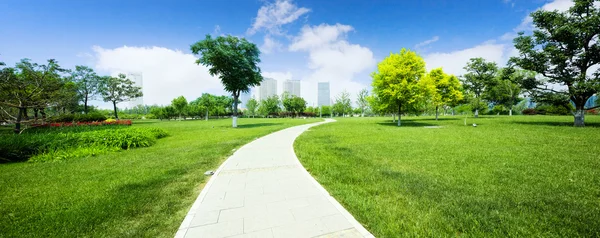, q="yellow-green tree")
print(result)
[371,48,426,126]
[421,68,464,120]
